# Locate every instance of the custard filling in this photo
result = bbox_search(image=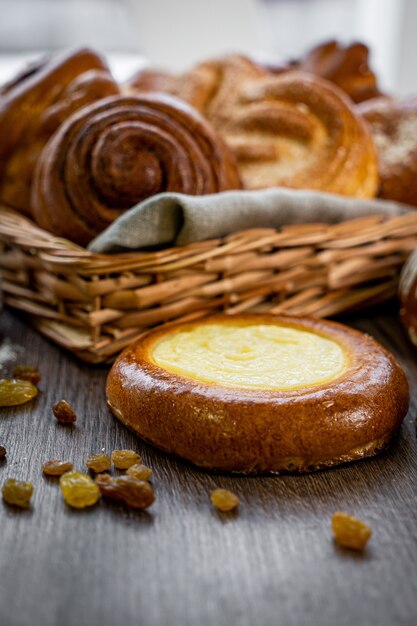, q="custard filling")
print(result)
[151,322,347,390]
